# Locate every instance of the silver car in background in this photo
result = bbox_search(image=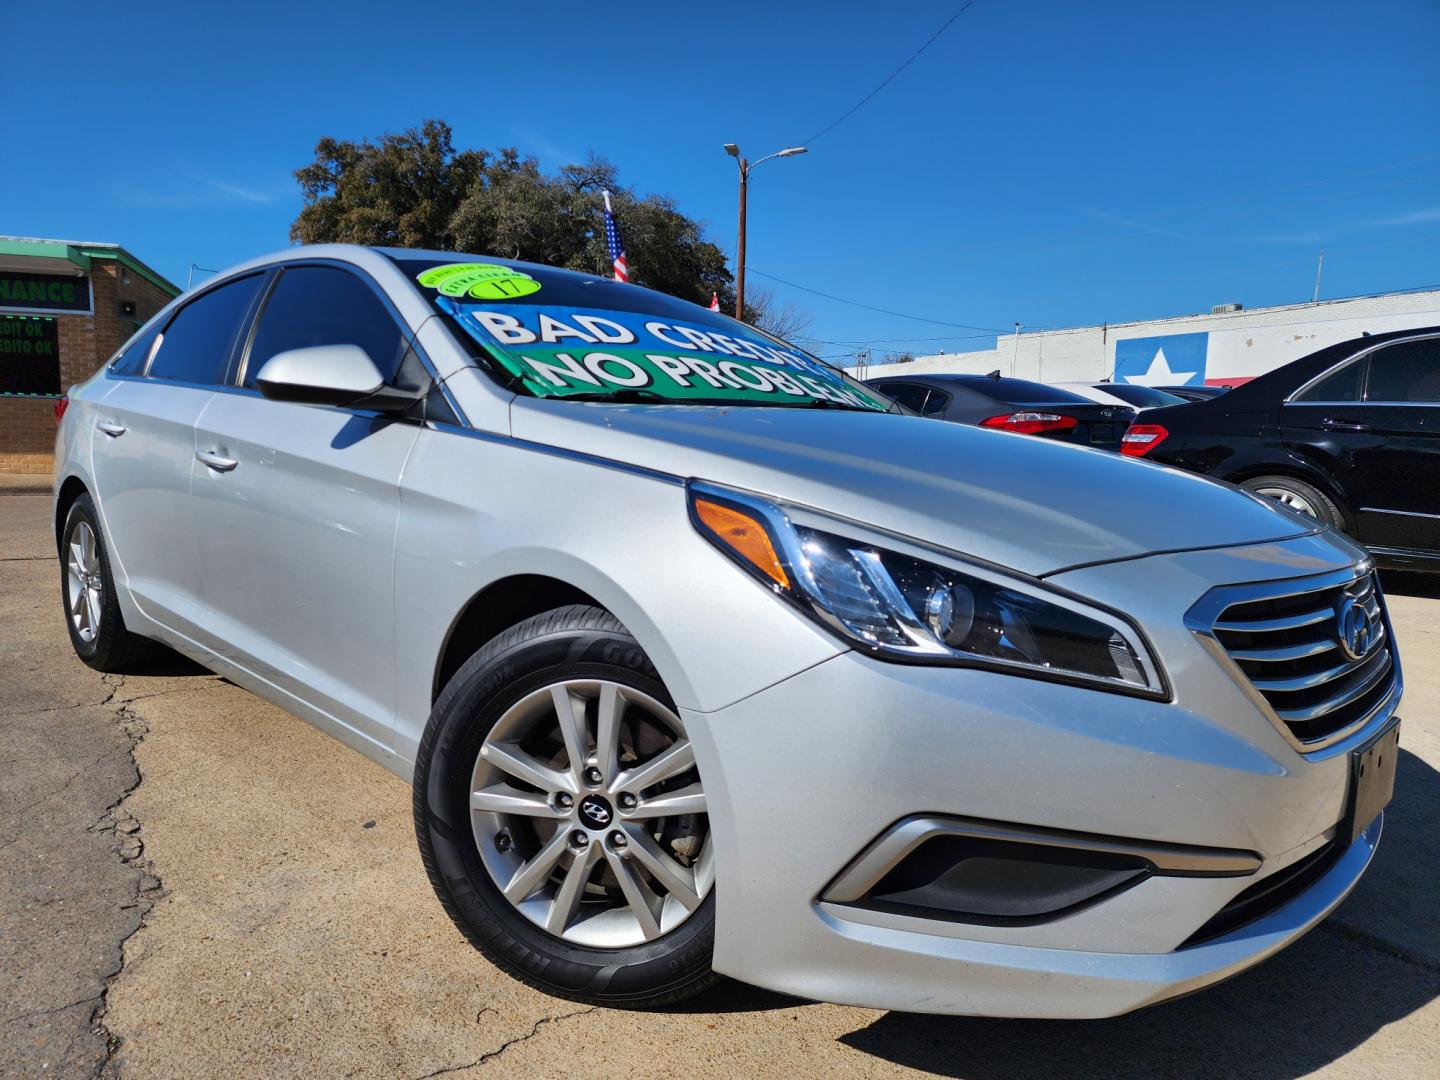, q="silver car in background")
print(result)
[53,245,1402,1016]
